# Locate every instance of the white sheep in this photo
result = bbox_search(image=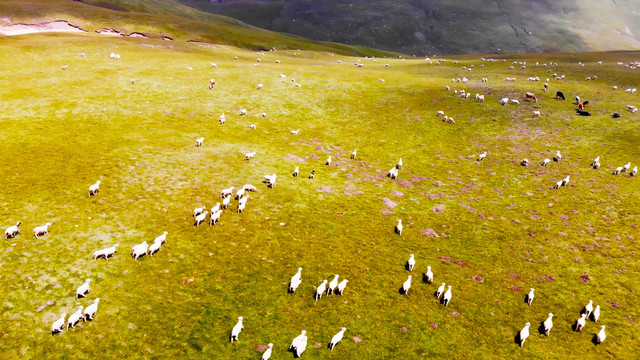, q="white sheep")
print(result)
[501,98,509,105]
[562,175,570,186]
[442,286,452,306]
[395,219,403,235]
[219,113,226,125]
[235,188,245,200]
[553,180,563,190]
[237,200,247,213]
[423,266,433,284]
[329,327,346,351]
[623,162,631,172]
[592,305,601,322]
[597,325,606,343]
[132,241,149,259]
[261,343,273,360]
[221,187,235,198]
[397,158,403,169]
[290,129,300,135]
[154,231,168,245]
[351,149,357,159]
[67,306,83,329]
[289,267,302,293]
[632,166,638,176]
[249,124,256,129]
[257,84,263,90]
[584,300,594,318]
[195,137,204,147]
[575,313,586,331]
[478,152,487,161]
[239,108,247,116]
[591,156,600,167]
[76,279,91,299]
[327,275,339,295]
[521,159,529,166]
[222,195,231,209]
[293,166,299,177]
[407,254,415,271]
[478,95,485,102]
[242,184,257,192]
[533,111,541,117]
[62,65,68,70]
[230,316,244,342]
[4,221,20,239]
[326,156,332,165]
[52,312,67,334]
[210,63,217,68]
[543,313,553,335]
[613,166,623,175]
[315,280,328,301]
[388,167,398,179]
[209,210,222,225]
[245,151,256,160]
[148,241,162,256]
[309,170,315,179]
[89,180,101,196]
[337,279,348,295]
[193,206,207,218]
[93,244,118,259]
[268,175,277,188]
[194,211,208,227]
[289,330,308,357]
[437,110,445,116]
[541,158,551,166]
[519,322,530,347]
[83,298,100,321]
[510,99,520,104]
[527,288,534,305]
[553,151,562,162]
[402,275,412,294]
